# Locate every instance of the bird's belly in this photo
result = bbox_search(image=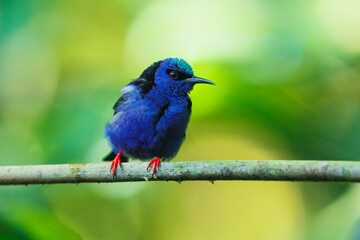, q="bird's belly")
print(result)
[152,125,187,159]
[151,108,190,159]
[105,100,190,160]
[104,107,158,159]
